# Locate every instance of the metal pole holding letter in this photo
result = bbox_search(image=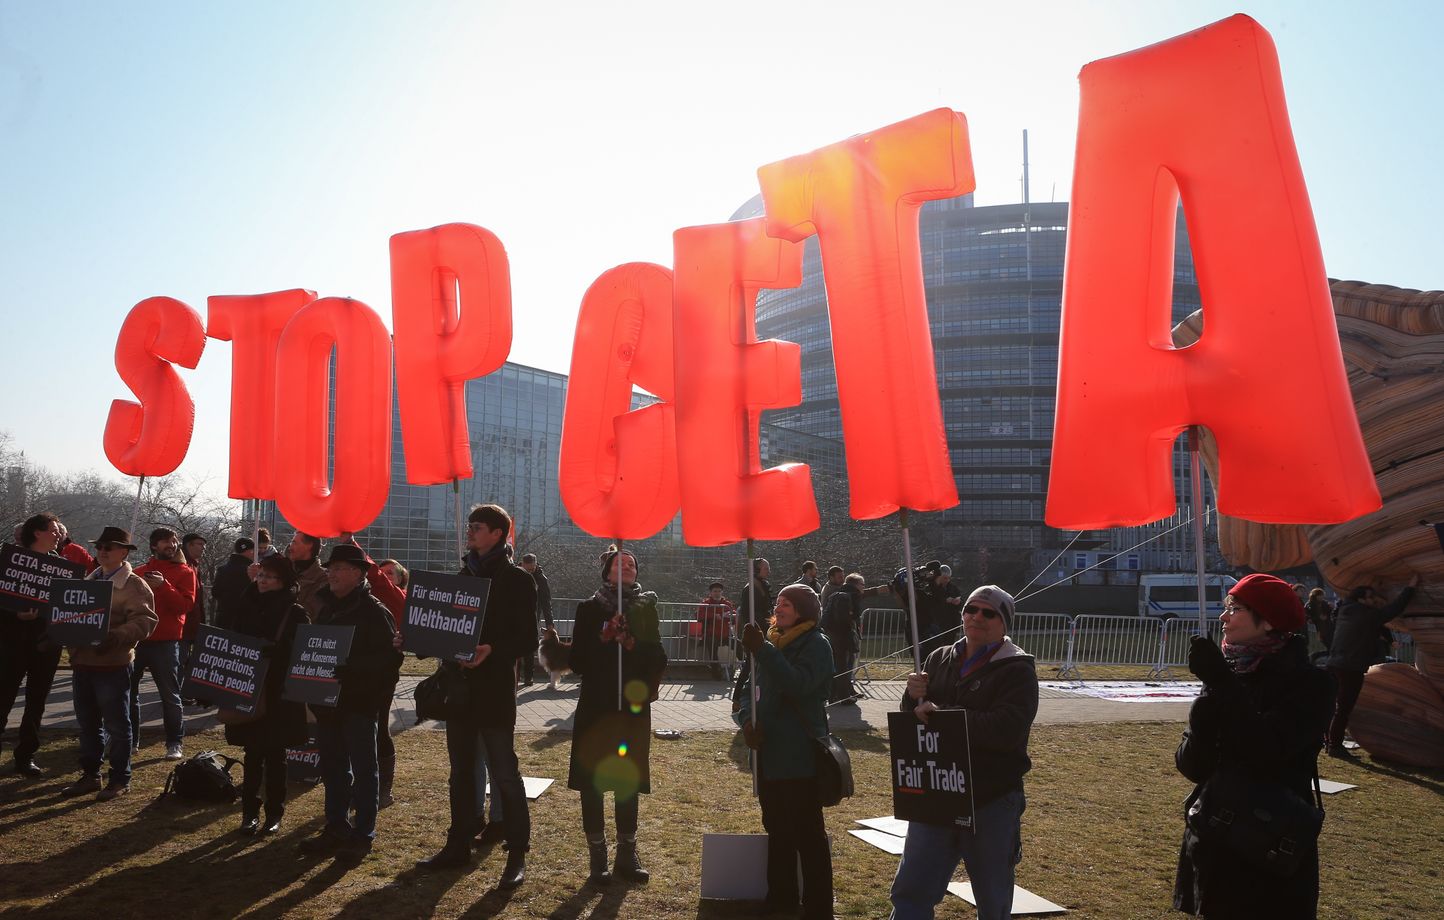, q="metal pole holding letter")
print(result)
[901,509,923,674]
[129,476,146,540]
[747,537,759,793]
[617,539,624,712]
[1189,427,1209,634]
